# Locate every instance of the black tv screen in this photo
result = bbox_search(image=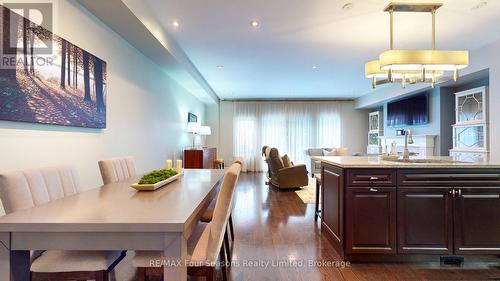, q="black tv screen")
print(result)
[387,94,429,126]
